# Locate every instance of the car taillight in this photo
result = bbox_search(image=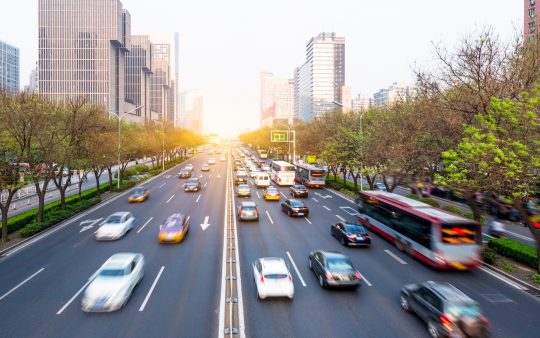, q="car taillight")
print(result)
[354,272,361,280]
[480,316,490,328]
[288,275,292,282]
[439,314,453,331]
[254,210,259,215]
[260,275,264,283]
[325,272,333,280]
